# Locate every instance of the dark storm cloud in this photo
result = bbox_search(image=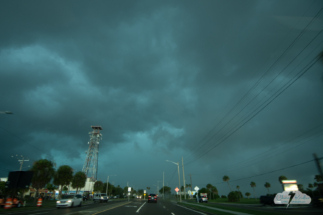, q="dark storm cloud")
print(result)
[1,0,323,195]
